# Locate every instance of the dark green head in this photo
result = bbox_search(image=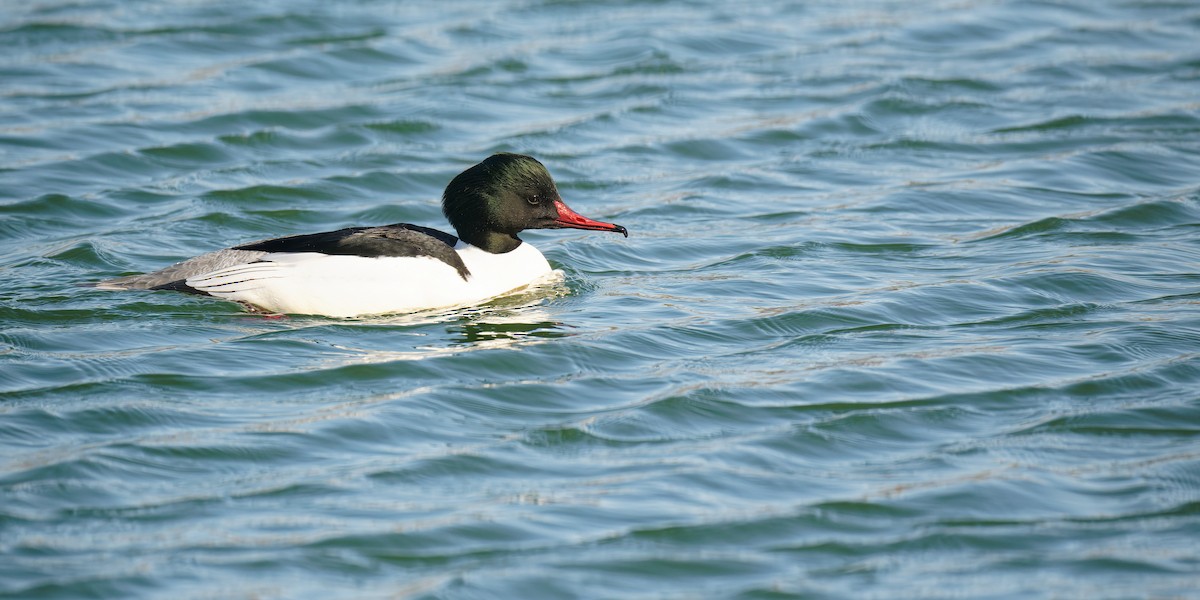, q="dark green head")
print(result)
[442,153,627,253]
